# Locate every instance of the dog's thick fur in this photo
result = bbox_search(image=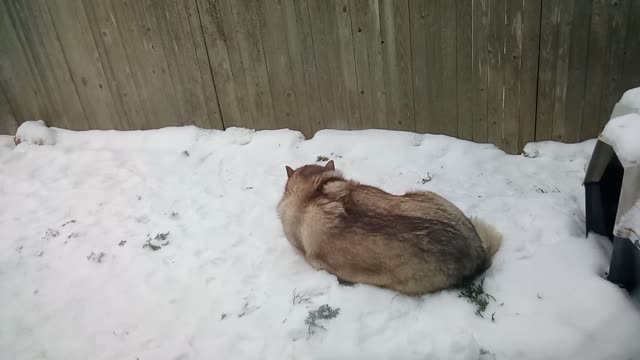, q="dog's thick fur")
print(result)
[277,161,502,295]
